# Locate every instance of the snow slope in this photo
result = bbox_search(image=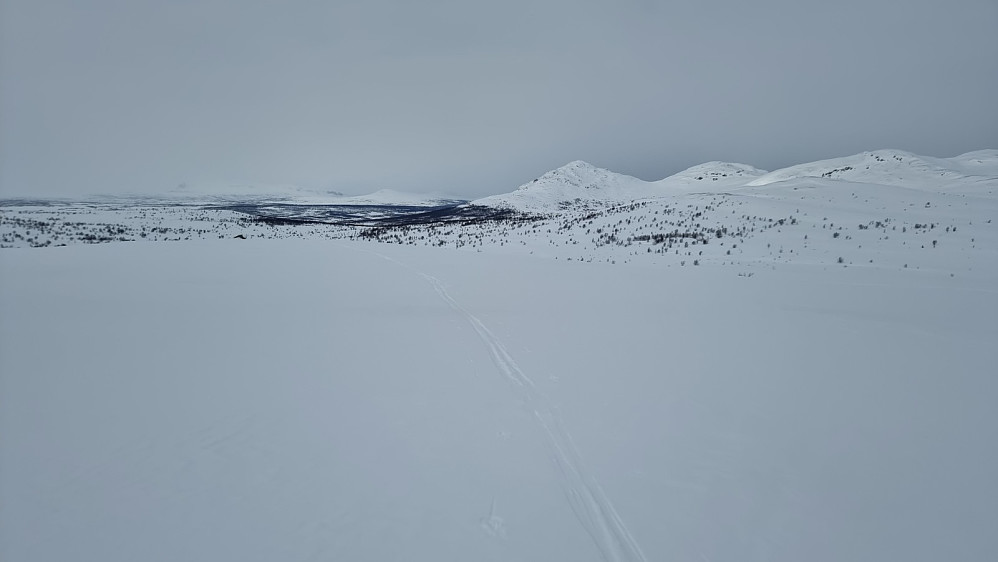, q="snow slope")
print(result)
[472,161,651,213]
[747,149,998,190]
[2,240,997,562]
[653,160,767,189]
